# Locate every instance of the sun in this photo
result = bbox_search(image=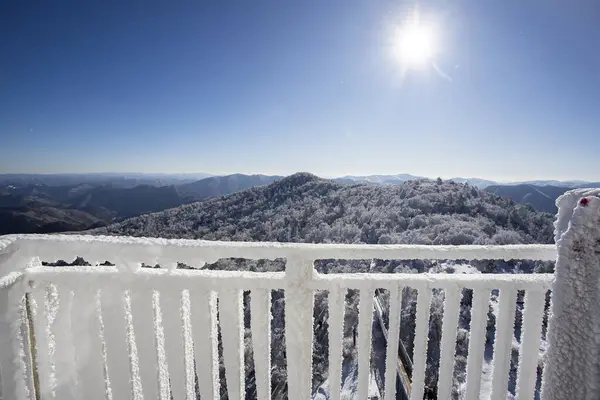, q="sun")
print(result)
[395,24,434,67]
[391,11,437,70]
